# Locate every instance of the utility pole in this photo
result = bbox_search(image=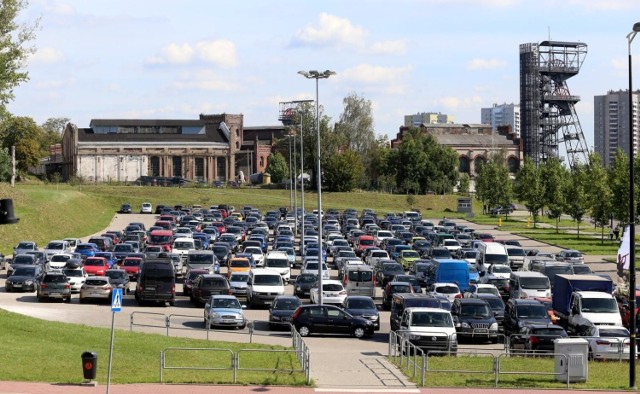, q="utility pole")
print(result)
[11,145,16,187]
